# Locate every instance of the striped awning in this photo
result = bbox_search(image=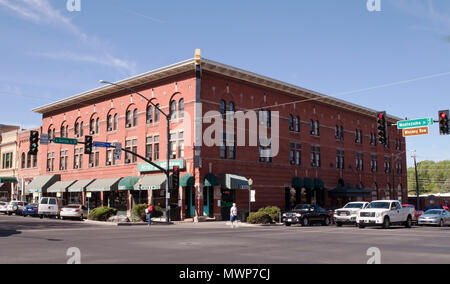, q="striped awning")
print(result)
[180,174,195,187]
[118,176,140,191]
[220,174,249,190]
[68,179,95,193]
[47,180,77,193]
[0,177,18,183]
[25,175,60,194]
[86,178,121,192]
[135,175,166,190]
